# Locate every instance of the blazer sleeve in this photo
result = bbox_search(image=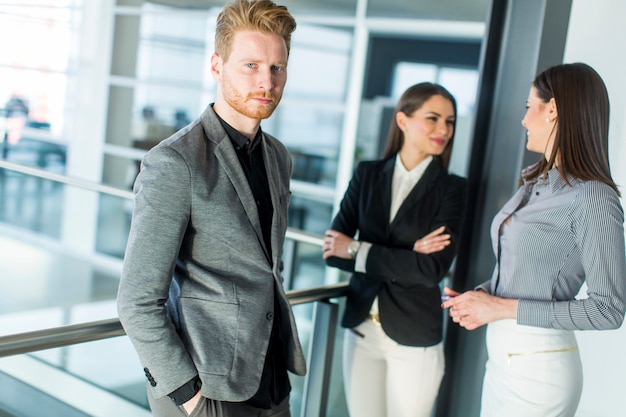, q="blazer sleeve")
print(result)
[117,144,198,398]
[365,174,468,288]
[324,163,364,272]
